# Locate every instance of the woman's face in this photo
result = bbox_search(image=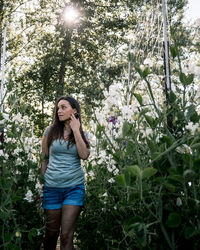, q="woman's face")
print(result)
[57,100,75,122]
